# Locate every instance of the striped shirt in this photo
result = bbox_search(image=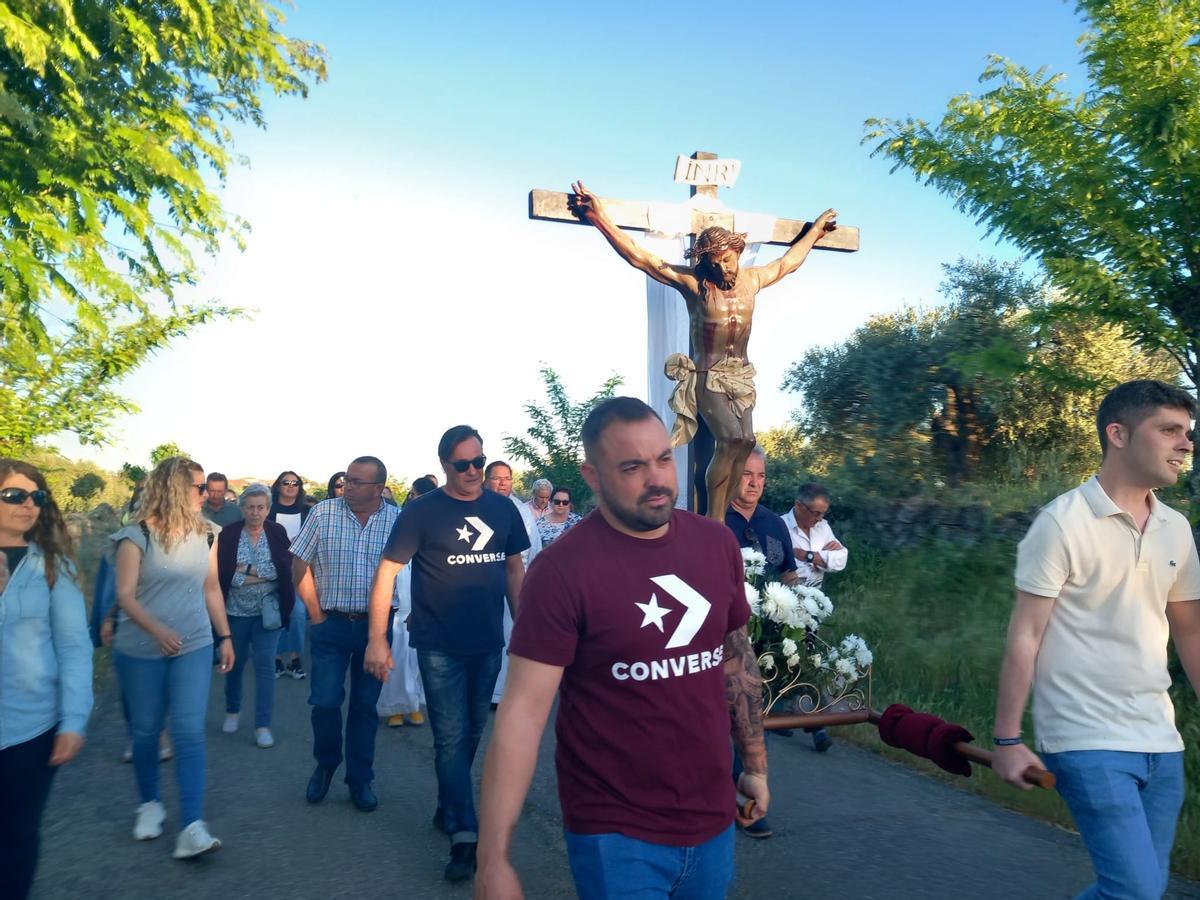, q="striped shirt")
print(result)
[290,497,400,613]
